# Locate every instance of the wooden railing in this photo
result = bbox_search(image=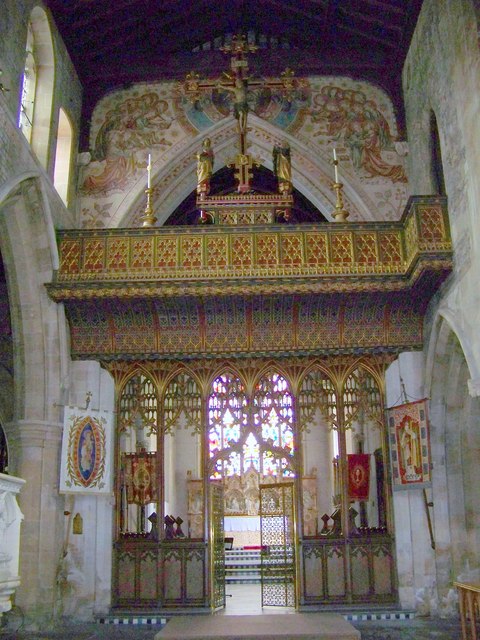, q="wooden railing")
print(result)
[50,196,451,297]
